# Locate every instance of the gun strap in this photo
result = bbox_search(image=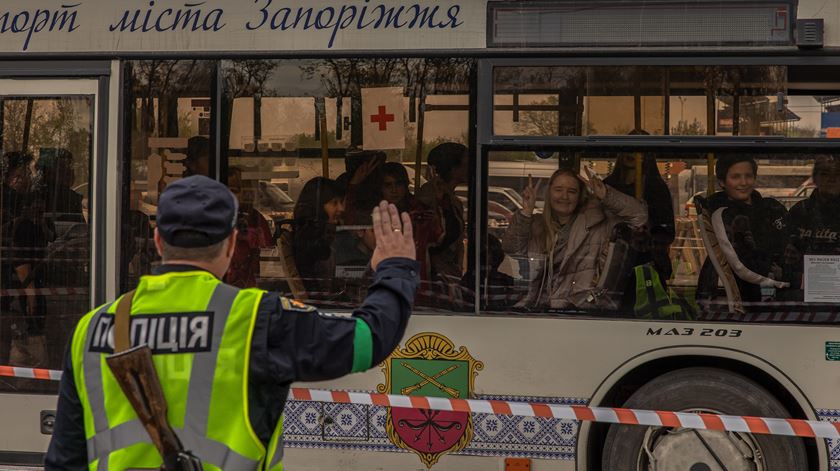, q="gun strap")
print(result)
[114,289,136,353]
